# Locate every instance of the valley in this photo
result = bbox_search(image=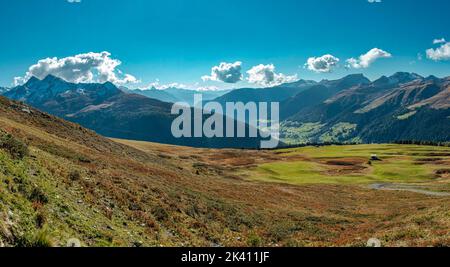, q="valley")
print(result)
[1,0,449,252]
[3,72,449,148]
[1,96,448,247]
[113,140,450,247]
